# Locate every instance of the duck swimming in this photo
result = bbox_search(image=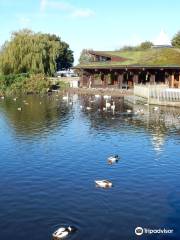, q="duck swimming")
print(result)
[95,180,113,188]
[52,226,77,239]
[107,155,119,164]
